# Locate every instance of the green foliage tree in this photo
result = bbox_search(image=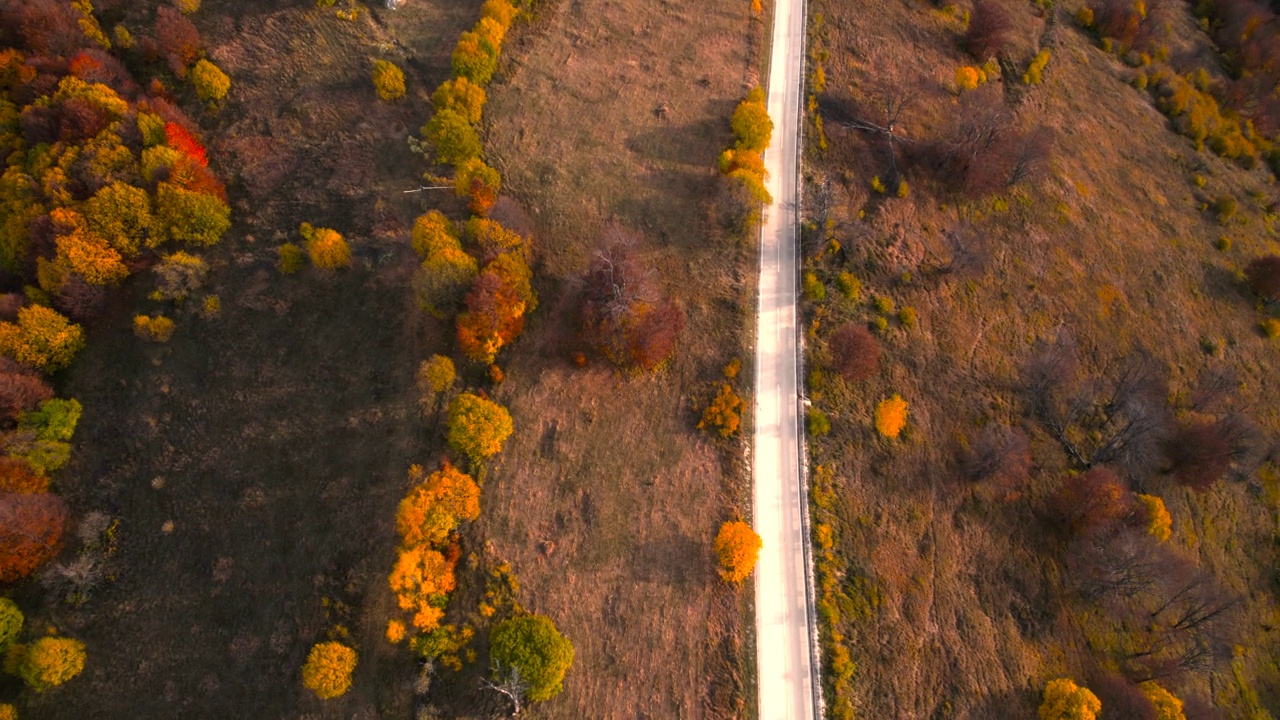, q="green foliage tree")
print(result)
[490,614,574,703]
[446,392,513,465]
[0,305,85,372]
[372,59,405,101]
[423,109,482,166]
[14,636,85,692]
[12,398,81,476]
[190,58,230,103]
